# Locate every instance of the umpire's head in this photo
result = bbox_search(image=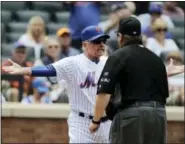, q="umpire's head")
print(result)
[116,16,142,48]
